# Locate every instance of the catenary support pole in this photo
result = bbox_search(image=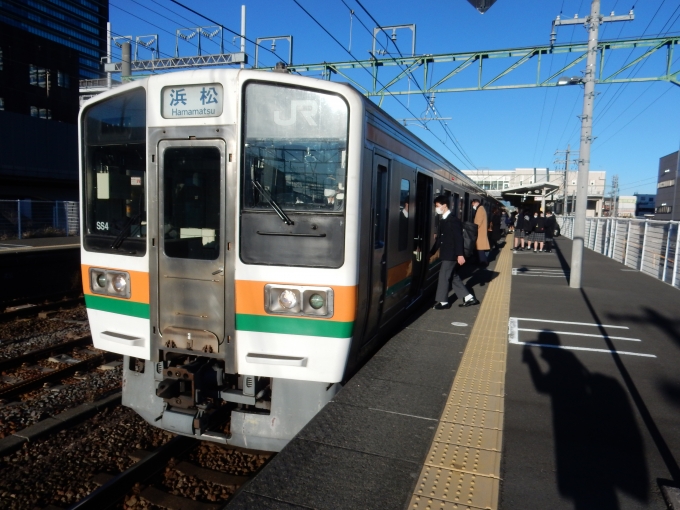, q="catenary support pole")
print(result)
[563,145,570,215]
[107,22,112,89]
[121,42,131,80]
[241,6,246,70]
[569,0,600,288]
